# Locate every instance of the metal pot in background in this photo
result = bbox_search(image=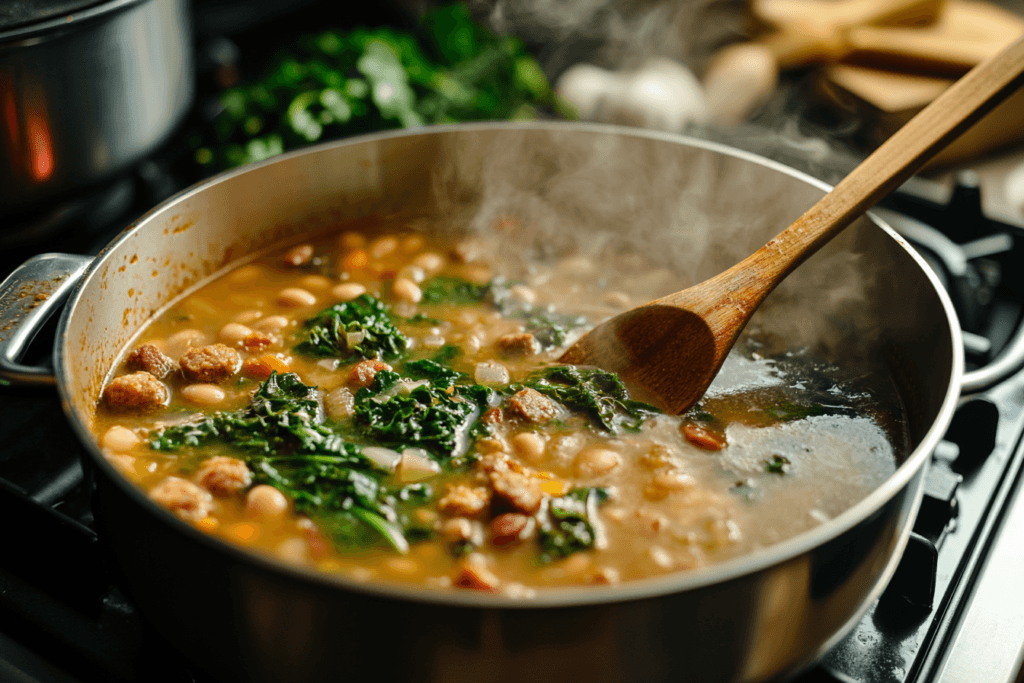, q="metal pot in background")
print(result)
[0,0,193,216]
